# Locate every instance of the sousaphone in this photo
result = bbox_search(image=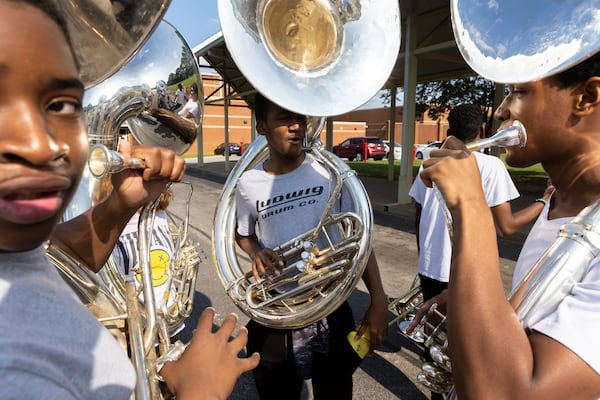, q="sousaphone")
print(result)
[212,0,401,328]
